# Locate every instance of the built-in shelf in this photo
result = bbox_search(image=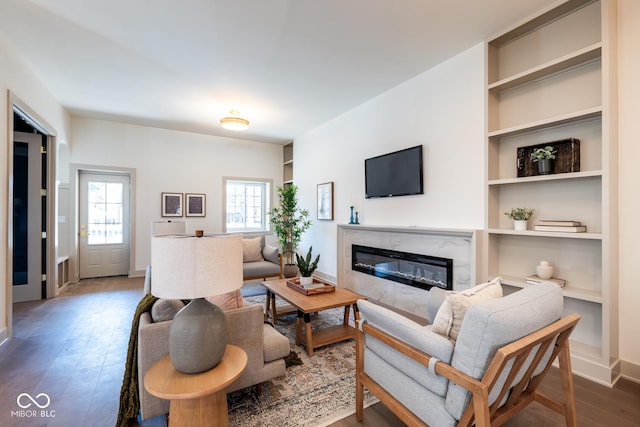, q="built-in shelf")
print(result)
[487,229,603,240]
[485,0,618,385]
[488,170,602,186]
[489,0,598,47]
[499,275,603,303]
[488,106,602,138]
[570,340,603,361]
[283,142,294,185]
[489,43,601,92]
